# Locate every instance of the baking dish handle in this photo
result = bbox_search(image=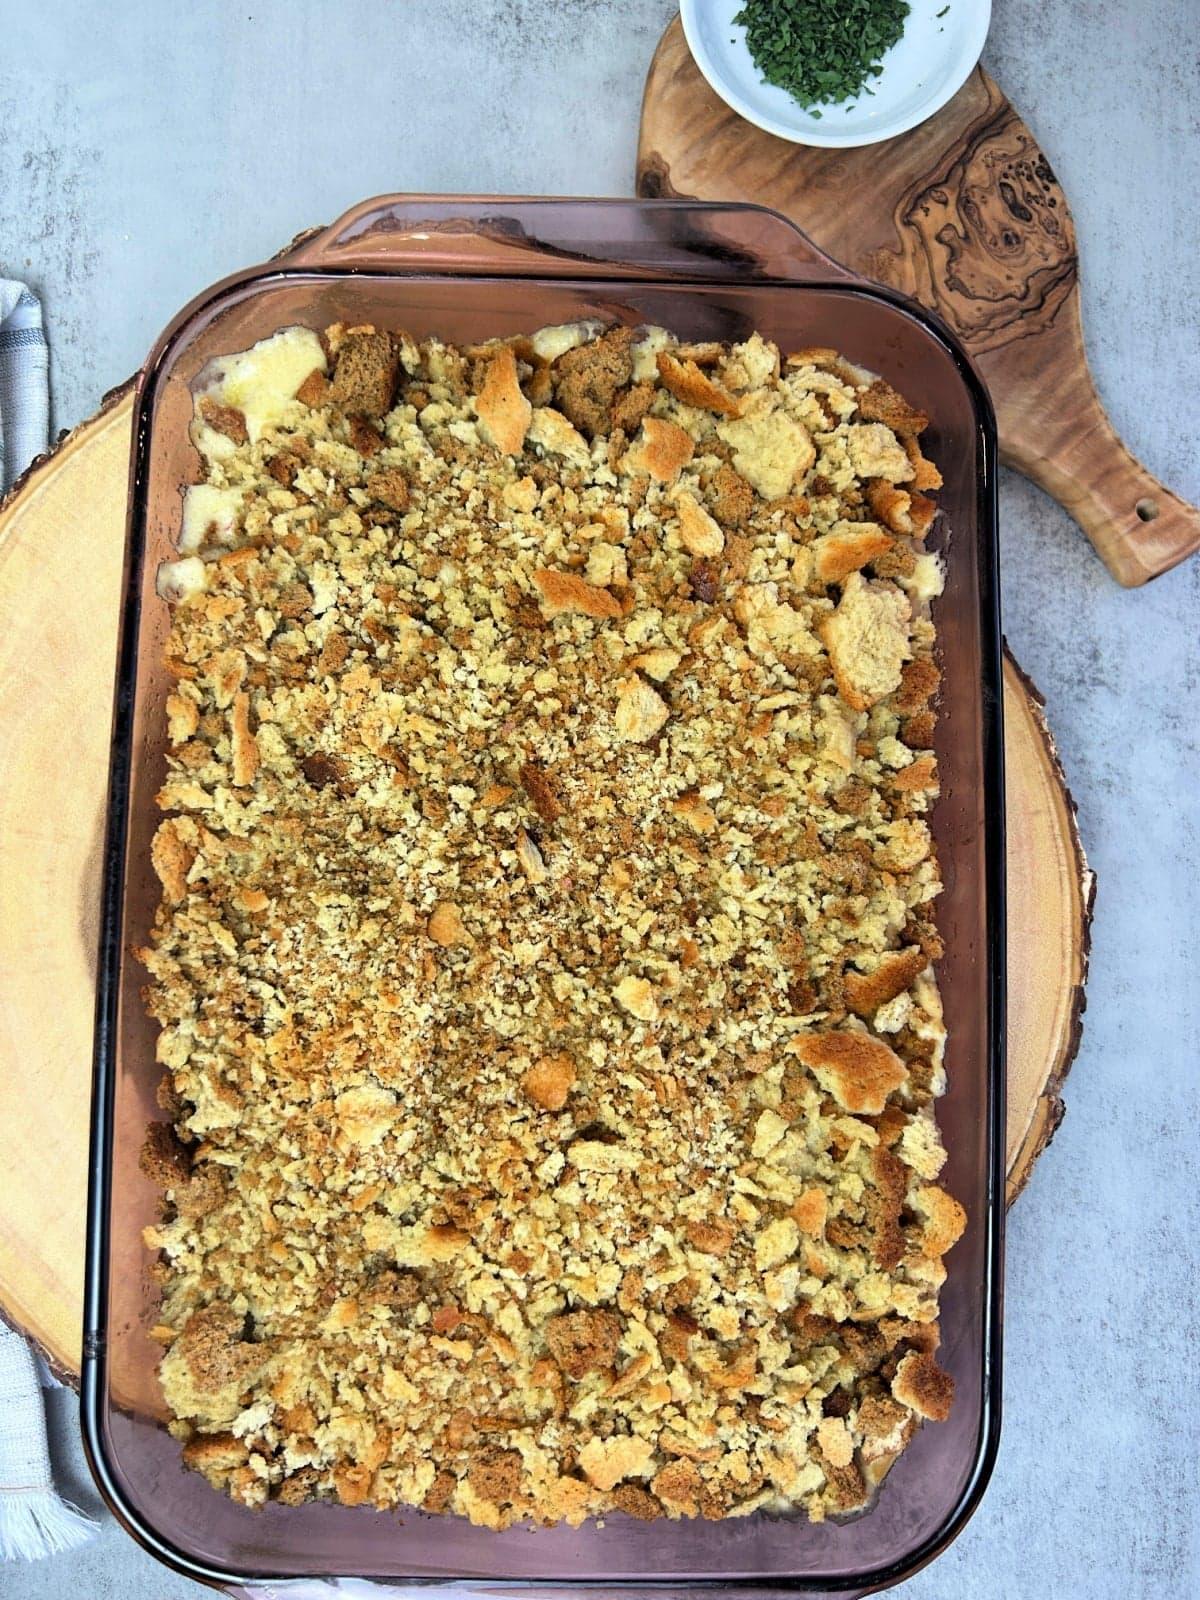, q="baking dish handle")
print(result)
[281,194,854,286]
